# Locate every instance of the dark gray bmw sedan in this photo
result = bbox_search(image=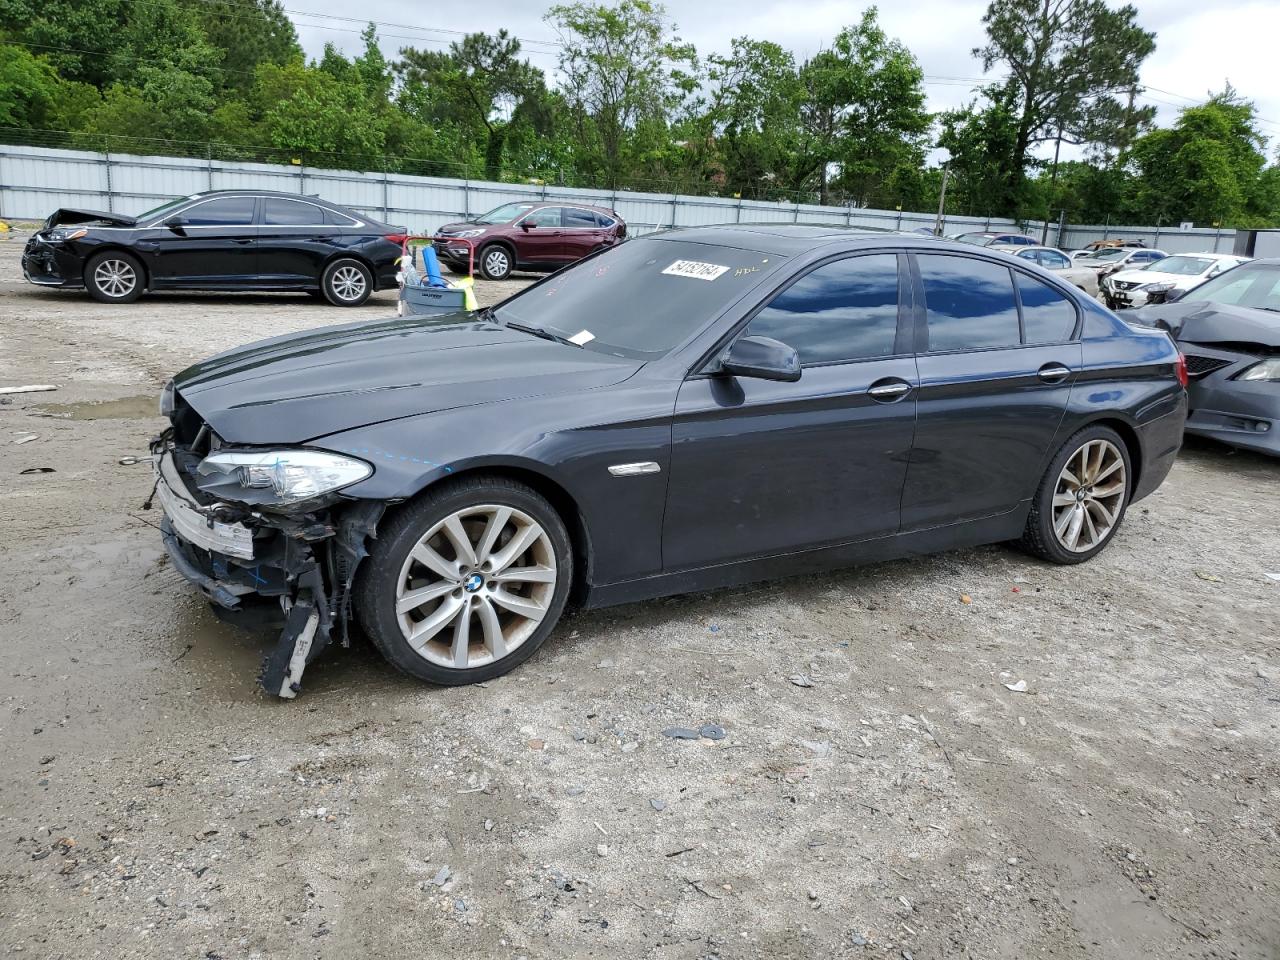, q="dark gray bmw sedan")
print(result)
[152,226,1188,697]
